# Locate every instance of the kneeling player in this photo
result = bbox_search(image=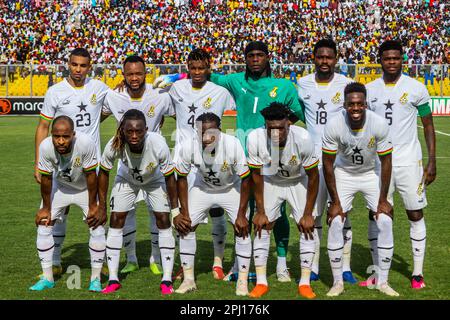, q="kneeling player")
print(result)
[322,82,398,297]
[31,116,106,292]
[244,103,319,299]
[173,113,252,296]
[98,109,179,295]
